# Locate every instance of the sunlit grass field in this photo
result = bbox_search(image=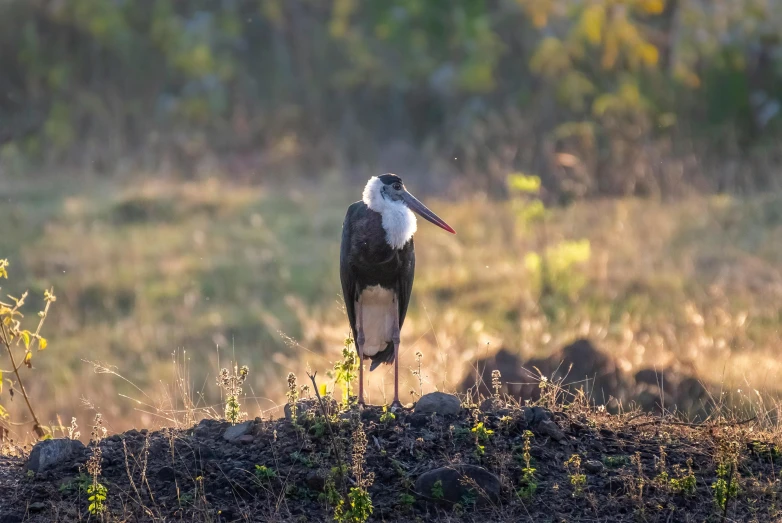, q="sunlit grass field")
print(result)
[3,176,782,435]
